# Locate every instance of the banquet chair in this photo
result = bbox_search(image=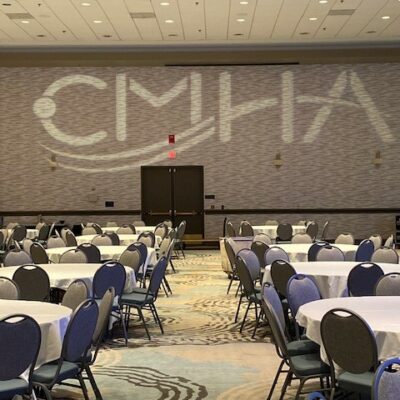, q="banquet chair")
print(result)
[292,233,313,244]
[265,219,279,225]
[62,279,89,311]
[105,221,118,227]
[262,284,329,400]
[225,238,240,295]
[77,243,101,263]
[127,241,148,274]
[22,238,34,254]
[264,246,290,266]
[320,221,330,241]
[306,221,318,241]
[374,273,400,296]
[372,357,400,400]
[235,255,262,335]
[254,233,272,245]
[308,393,326,399]
[159,236,175,272]
[30,242,51,264]
[320,308,378,399]
[91,234,113,247]
[0,276,20,300]
[65,230,78,247]
[276,223,293,242]
[82,226,98,235]
[315,245,345,262]
[369,234,383,251]
[347,263,384,297]
[298,220,307,226]
[138,231,156,248]
[154,222,169,240]
[334,233,355,245]
[116,224,135,234]
[270,260,296,299]
[119,247,142,274]
[371,247,399,264]
[5,222,18,229]
[163,219,173,228]
[121,257,168,340]
[93,261,127,345]
[8,224,27,245]
[90,223,103,234]
[384,235,394,249]
[237,248,261,283]
[239,220,254,237]
[36,223,51,243]
[104,232,120,245]
[47,235,66,249]
[0,314,41,400]
[308,241,329,261]
[250,241,269,278]
[175,220,187,258]
[3,248,32,267]
[13,264,50,301]
[355,239,375,262]
[133,220,145,227]
[59,249,88,264]
[225,220,236,237]
[32,299,99,400]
